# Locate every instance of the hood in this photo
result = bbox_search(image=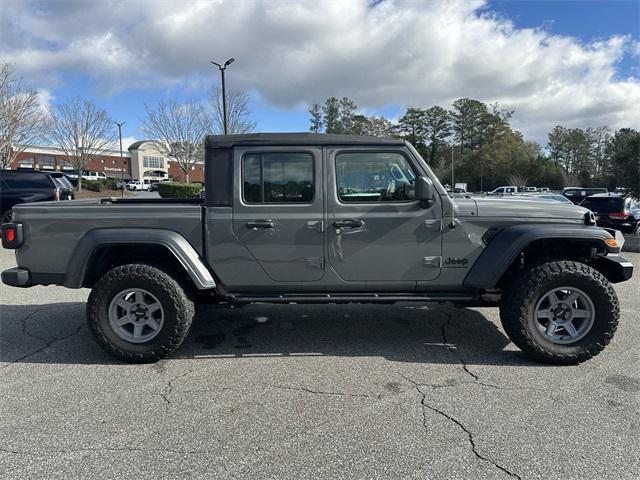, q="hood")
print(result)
[473,196,589,220]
